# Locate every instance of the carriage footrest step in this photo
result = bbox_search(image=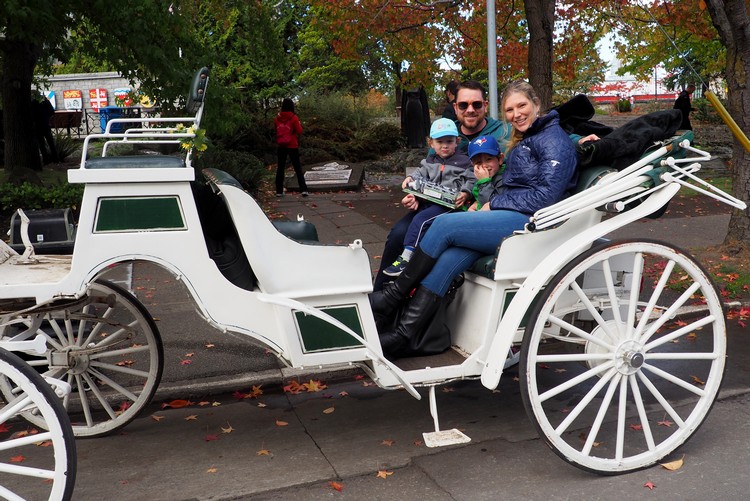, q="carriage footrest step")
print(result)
[422,428,471,448]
